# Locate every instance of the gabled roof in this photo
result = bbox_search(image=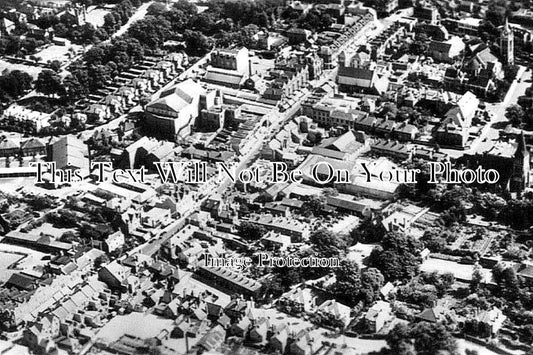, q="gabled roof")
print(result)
[21,138,45,150]
[417,307,439,323]
[5,273,35,290]
[148,79,204,113]
[0,139,18,150]
[197,325,225,350]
